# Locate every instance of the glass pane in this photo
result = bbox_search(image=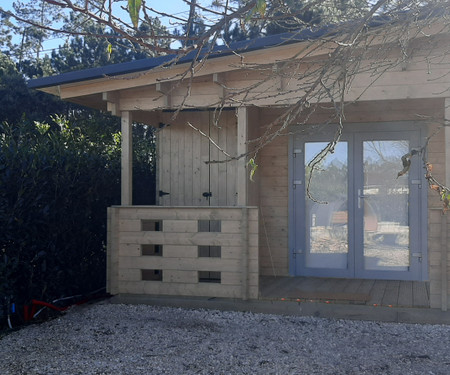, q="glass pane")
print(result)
[363,140,410,271]
[305,142,348,269]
